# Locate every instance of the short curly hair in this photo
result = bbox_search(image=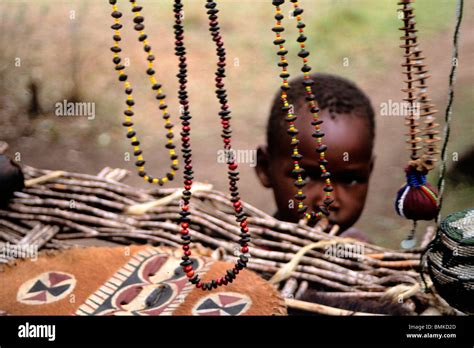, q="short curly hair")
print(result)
[267,73,375,156]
